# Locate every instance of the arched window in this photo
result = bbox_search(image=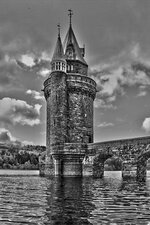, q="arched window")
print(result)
[58,62,61,70]
[62,63,65,71]
[66,43,75,60]
[67,65,70,72]
[51,61,66,72]
[56,62,59,70]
